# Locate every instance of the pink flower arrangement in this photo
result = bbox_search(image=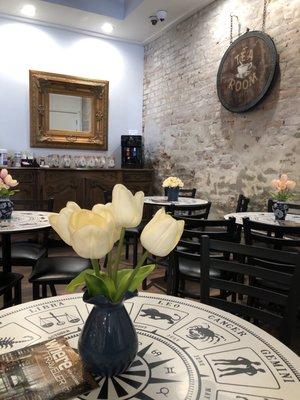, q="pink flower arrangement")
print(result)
[271,173,296,201]
[0,168,19,197]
